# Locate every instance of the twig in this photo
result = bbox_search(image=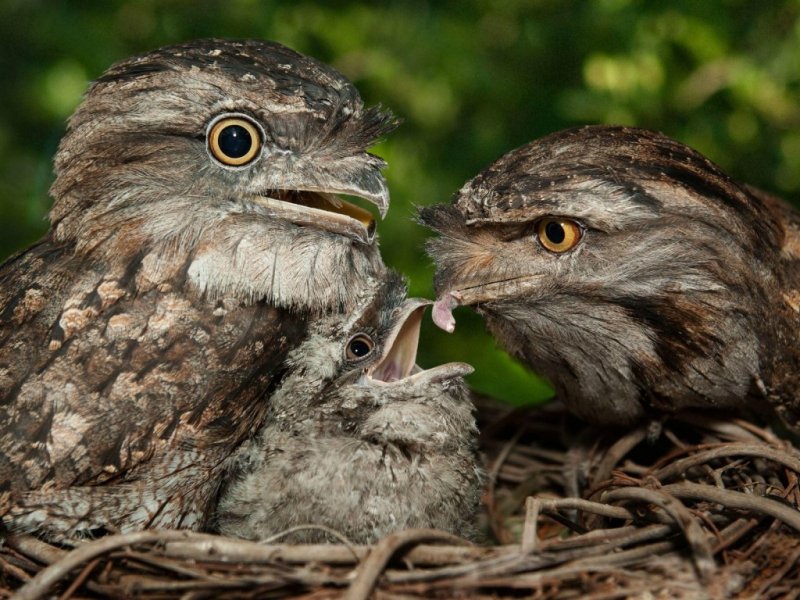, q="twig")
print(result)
[119,550,230,582]
[660,482,800,530]
[0,557,31,585]
[343,529,470,600]
[712,518,760,555]
[259,524,361,563]
[383,552,526,585]
[539,523,673,553]
[570,540,679,569]
[652,443,800,482]
[163,538,503,566]
[520,497,540,553]
[57,558,99,600]
[729,417,783,444]
[11,530,199,600]
[601,486,715,580]
[5,536,66,566]
[422,544,688,590]
[592,426,648,485]
[535,497,635,521]
[562,426,599,517]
